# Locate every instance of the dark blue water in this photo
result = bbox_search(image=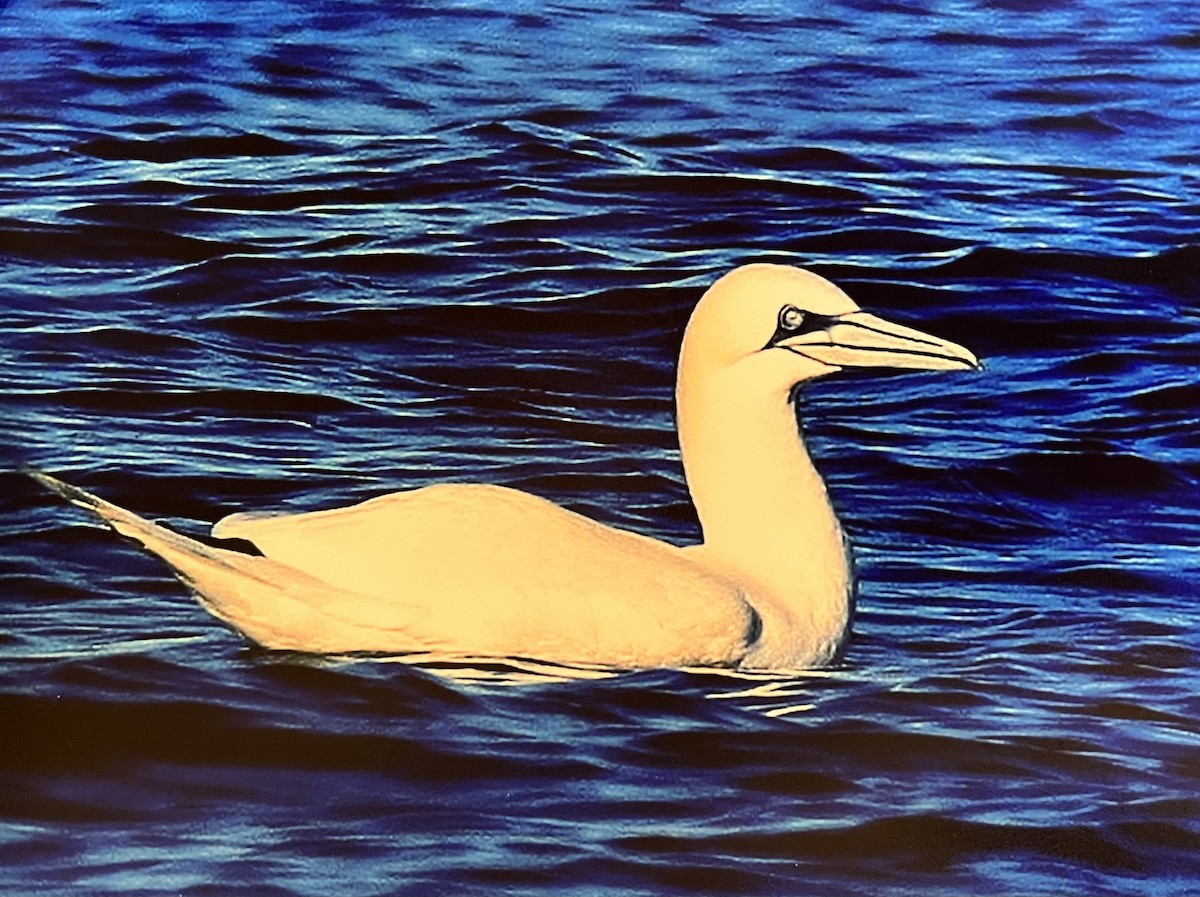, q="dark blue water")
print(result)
[2,0,1200,893]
